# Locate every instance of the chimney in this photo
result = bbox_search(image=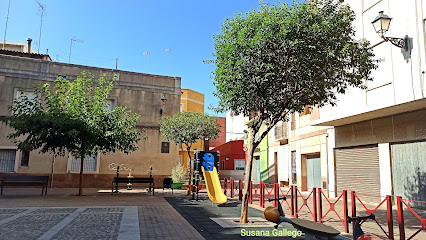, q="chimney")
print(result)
[27,38,32,53]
